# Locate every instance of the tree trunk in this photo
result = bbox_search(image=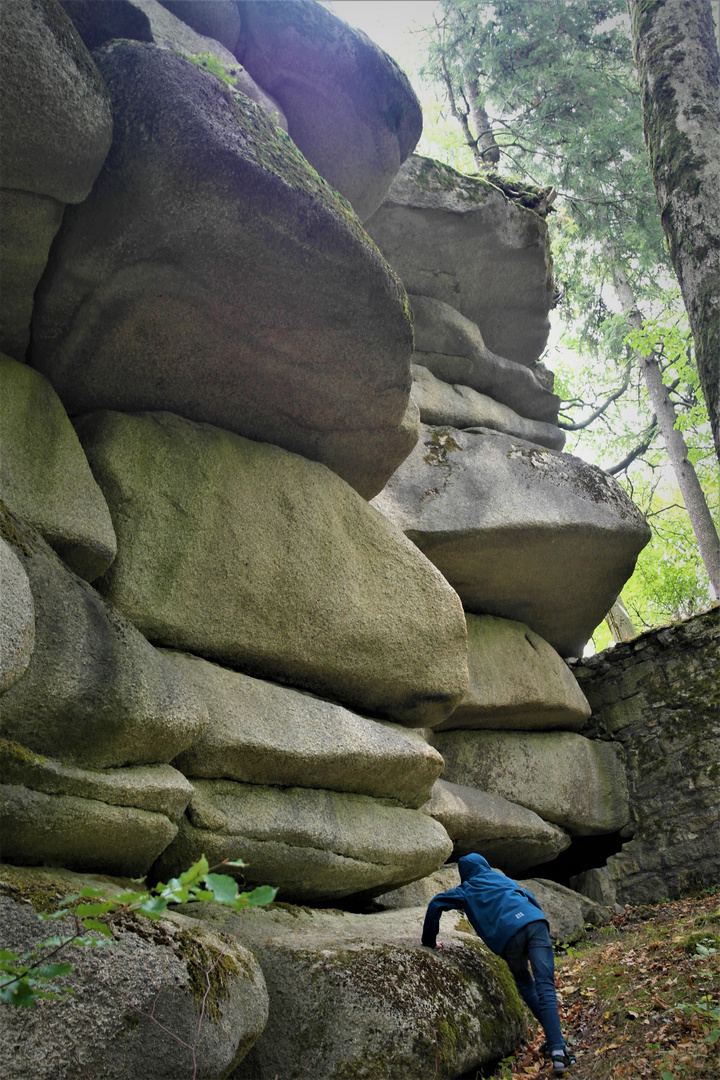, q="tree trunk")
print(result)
[606,596,637,642]
[628,0,720,464]
[611,257,720,598]
[463,75,501,163]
